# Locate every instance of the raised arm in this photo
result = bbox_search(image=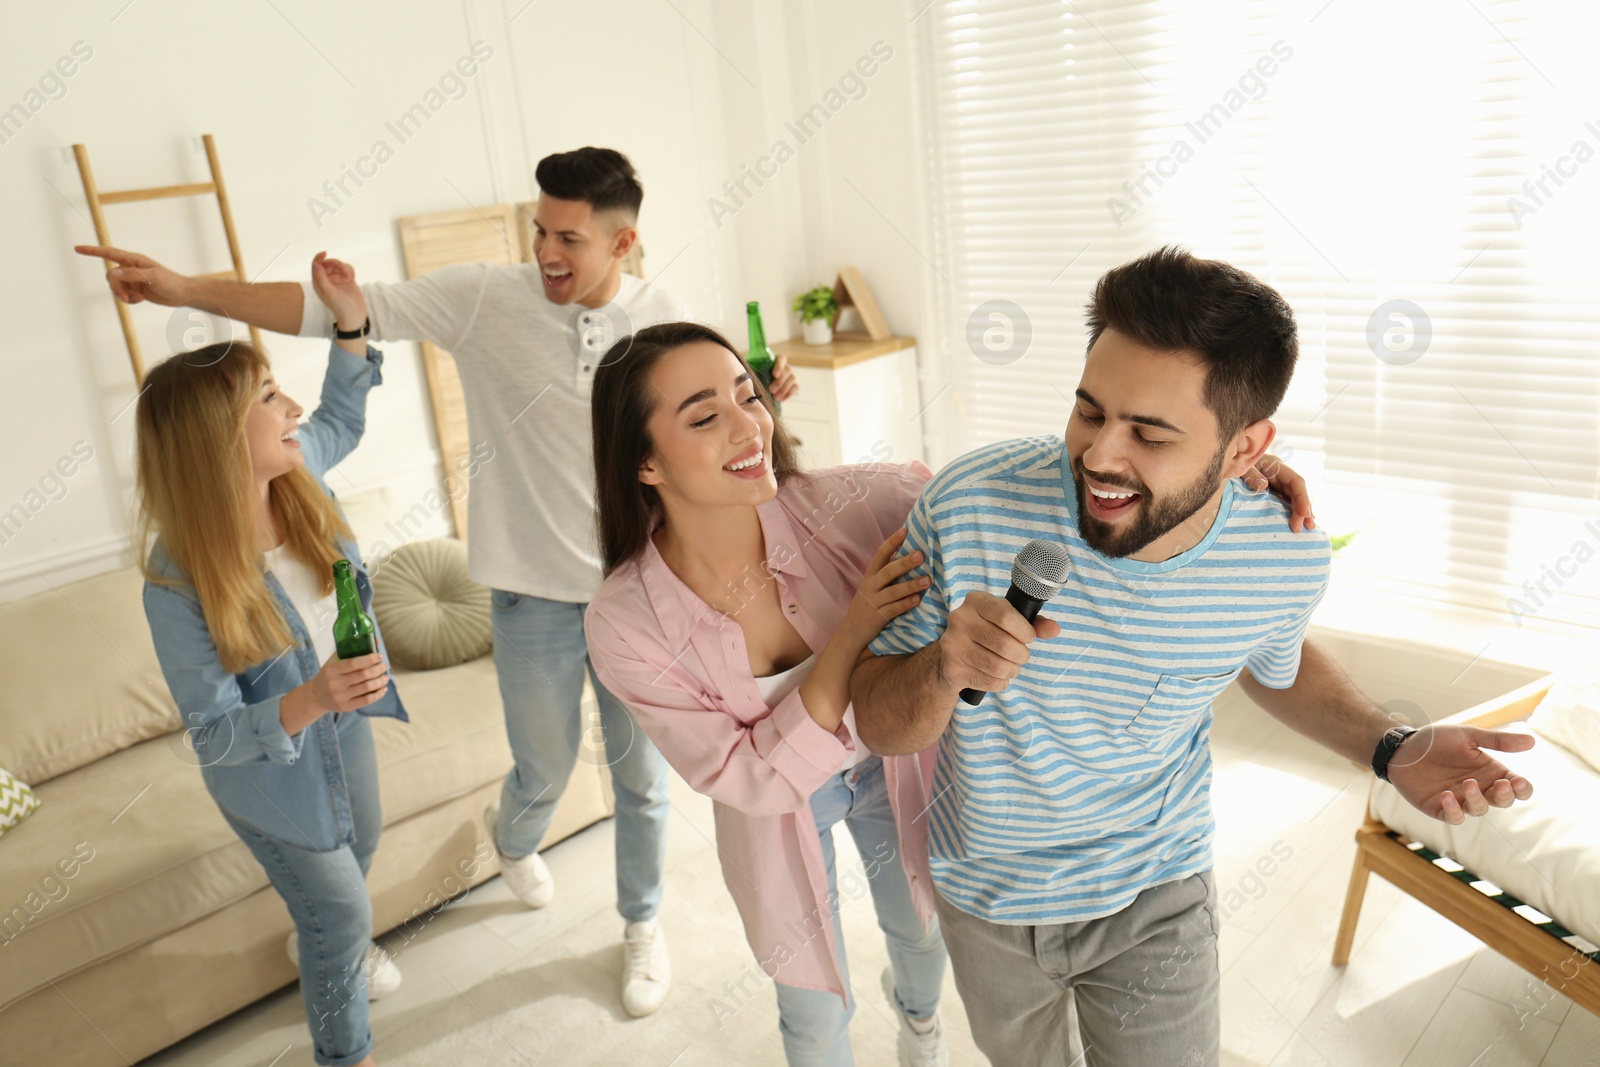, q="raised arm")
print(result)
[75,245,304,335]
[76,243,479,351]
[294,254,384,476]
